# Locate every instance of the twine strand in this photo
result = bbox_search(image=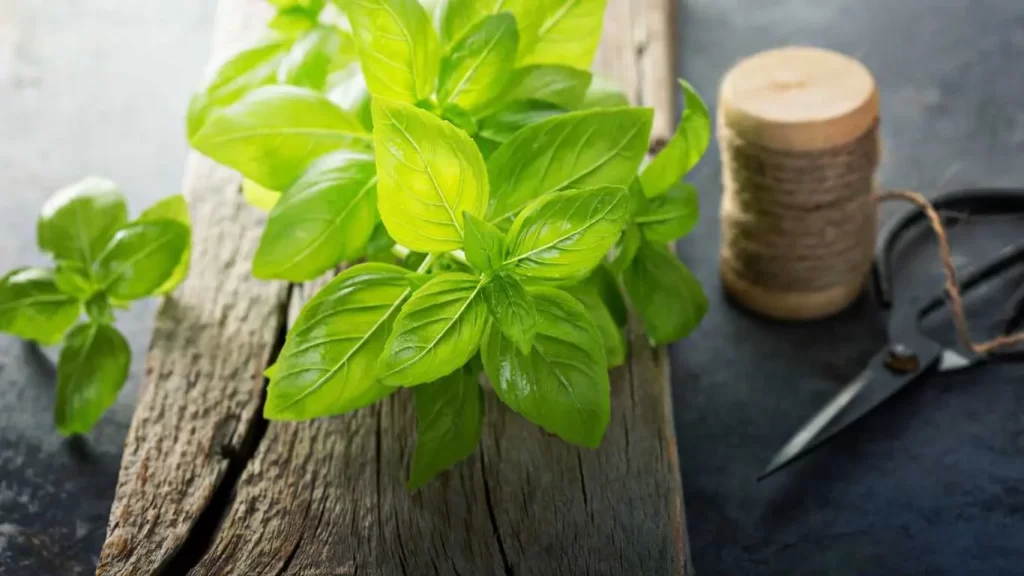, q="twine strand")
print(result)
[875,189,1024,356]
